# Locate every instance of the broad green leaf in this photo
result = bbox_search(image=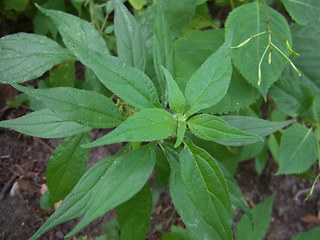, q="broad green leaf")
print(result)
[3,0,29,11]
[291,24,320,89]
[281,0,320,25]
[165,148,221,240]
[37,5,109,55]
[47,132,90,205]
[220,115,295,137]
[291,226,320,240]
[162,67,185,114]
[269,68,313,116]
[179,142,232,240]
[187,3,216,30]
[128,0,147,10]
[154,6,175,104]
[312,92,320,124]
[154,146,170,188]
[235,193,276,240]
[162,226,192,240]
[113,0,147,71]
[188,114,261,146]
[225,1,292,97]
[254,146,268,175]
[116,184,152,240]
[268,133,280,163]
[14,85,124,128]
[0,33,75,84]
[174,29,224,91]
[0,109,91,138]
[175,119,186,148]
[277,124,318,174]
[49,61,75,87]
[61,33,160,110]
[31,144,155,239]
[204,68,260,114]
[83,108,176,148]
[184,41,232,117]
[66,144,156,237]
